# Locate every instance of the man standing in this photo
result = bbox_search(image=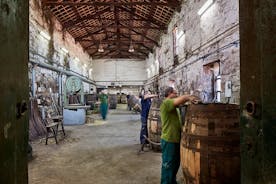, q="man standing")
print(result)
[99,90,108,120]
[126,93,132,111]
[140,89,158,146]
[160,87,199,184]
